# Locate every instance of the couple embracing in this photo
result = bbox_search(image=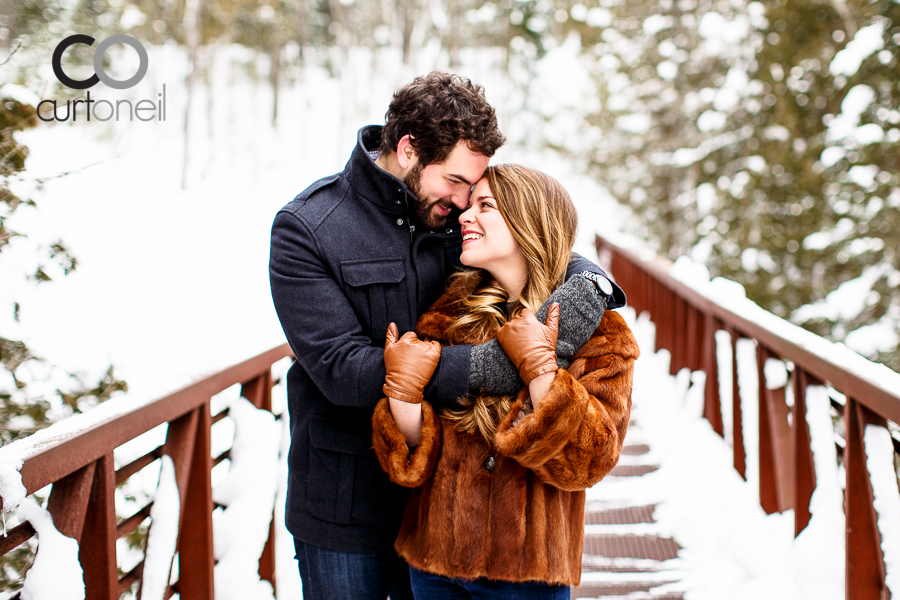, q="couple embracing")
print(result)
[270,72,639,600]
